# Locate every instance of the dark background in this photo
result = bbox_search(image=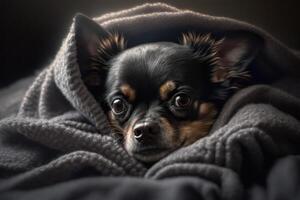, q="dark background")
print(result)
[1,0,299,88]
